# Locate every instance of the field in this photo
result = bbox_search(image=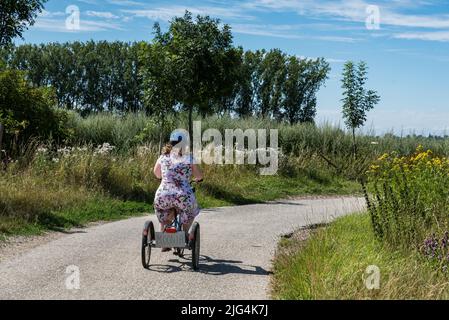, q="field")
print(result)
[3,112,449,239]
[1,112,367,237]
